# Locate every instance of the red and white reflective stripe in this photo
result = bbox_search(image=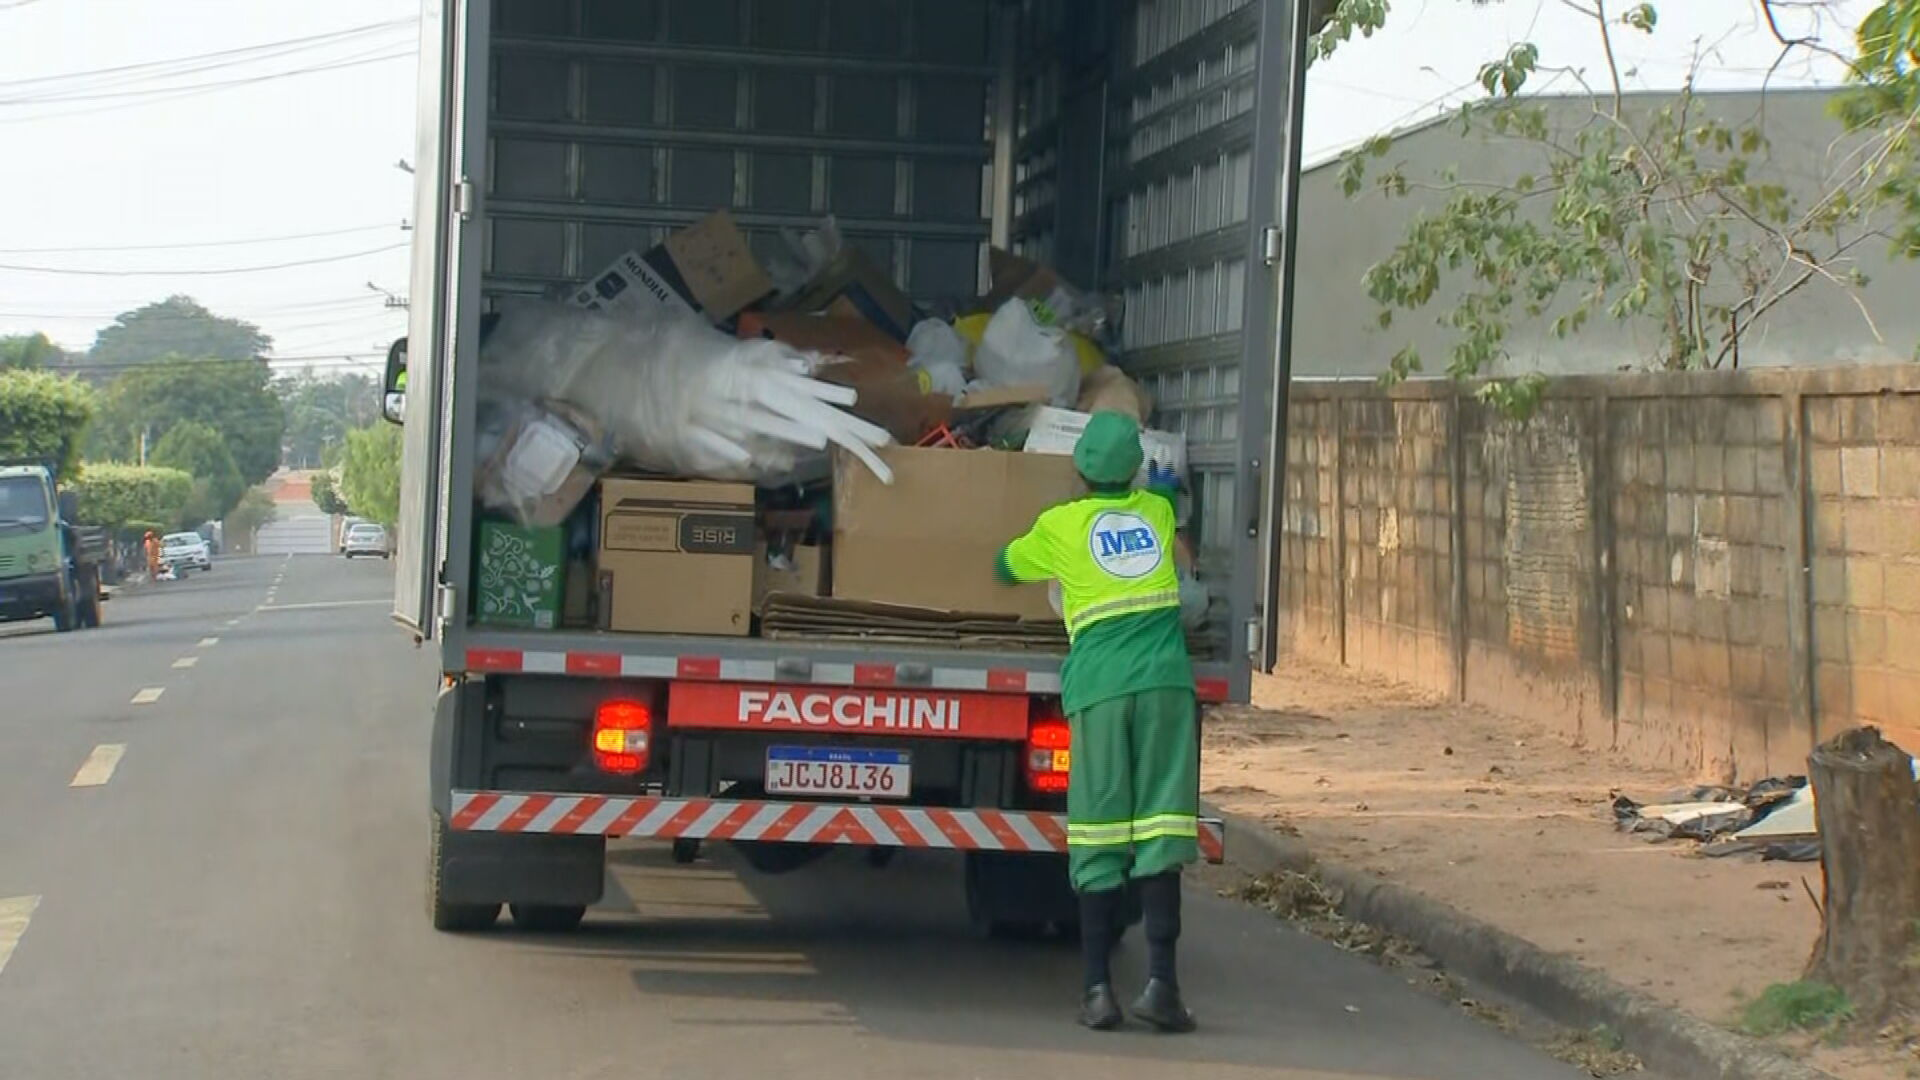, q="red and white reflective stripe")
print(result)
[464,649,1064,695]
[448,790,1226,863]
